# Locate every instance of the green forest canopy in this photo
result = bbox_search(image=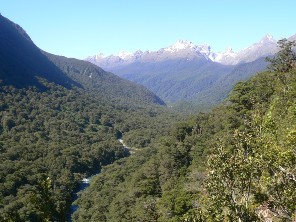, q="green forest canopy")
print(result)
[1,19,295,221]
[74,40,296,222]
